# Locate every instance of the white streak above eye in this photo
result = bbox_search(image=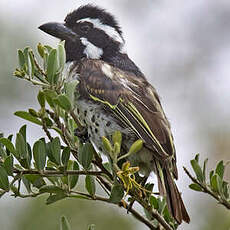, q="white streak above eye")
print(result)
[80,37,103,59]
[77,18,124,44]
